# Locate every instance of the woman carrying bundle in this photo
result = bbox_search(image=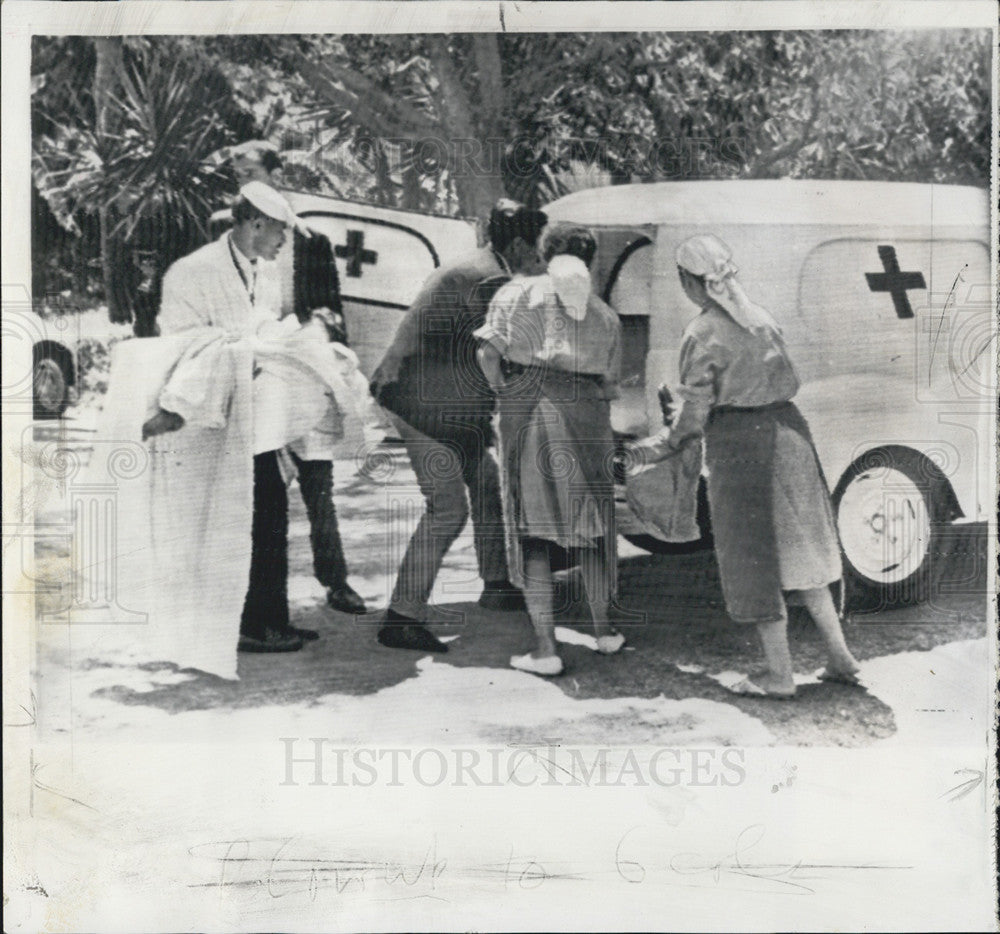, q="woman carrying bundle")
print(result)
[631,233,860,698]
